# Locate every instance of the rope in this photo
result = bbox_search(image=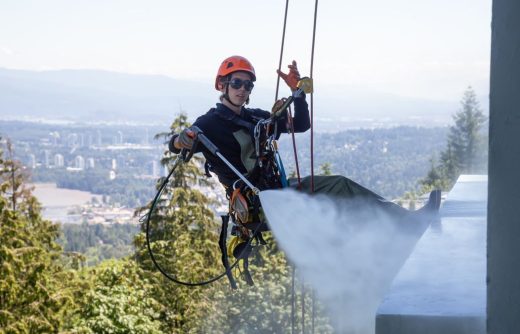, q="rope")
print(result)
[288,106,302,185]
[275,0,302,187]
[311,289,316,333]
[145,158,266,287]
[291,266,296,334]
[301,277,306,333]
[275,0,290,102]
[309,0,319,193]
[274,1,319,331]
[307,1,320,331]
